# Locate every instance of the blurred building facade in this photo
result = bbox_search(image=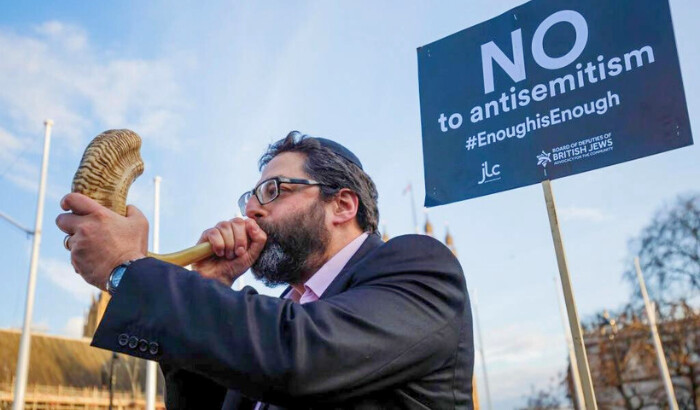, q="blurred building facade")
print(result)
[0,290,164,409]
[576,305,700,409]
